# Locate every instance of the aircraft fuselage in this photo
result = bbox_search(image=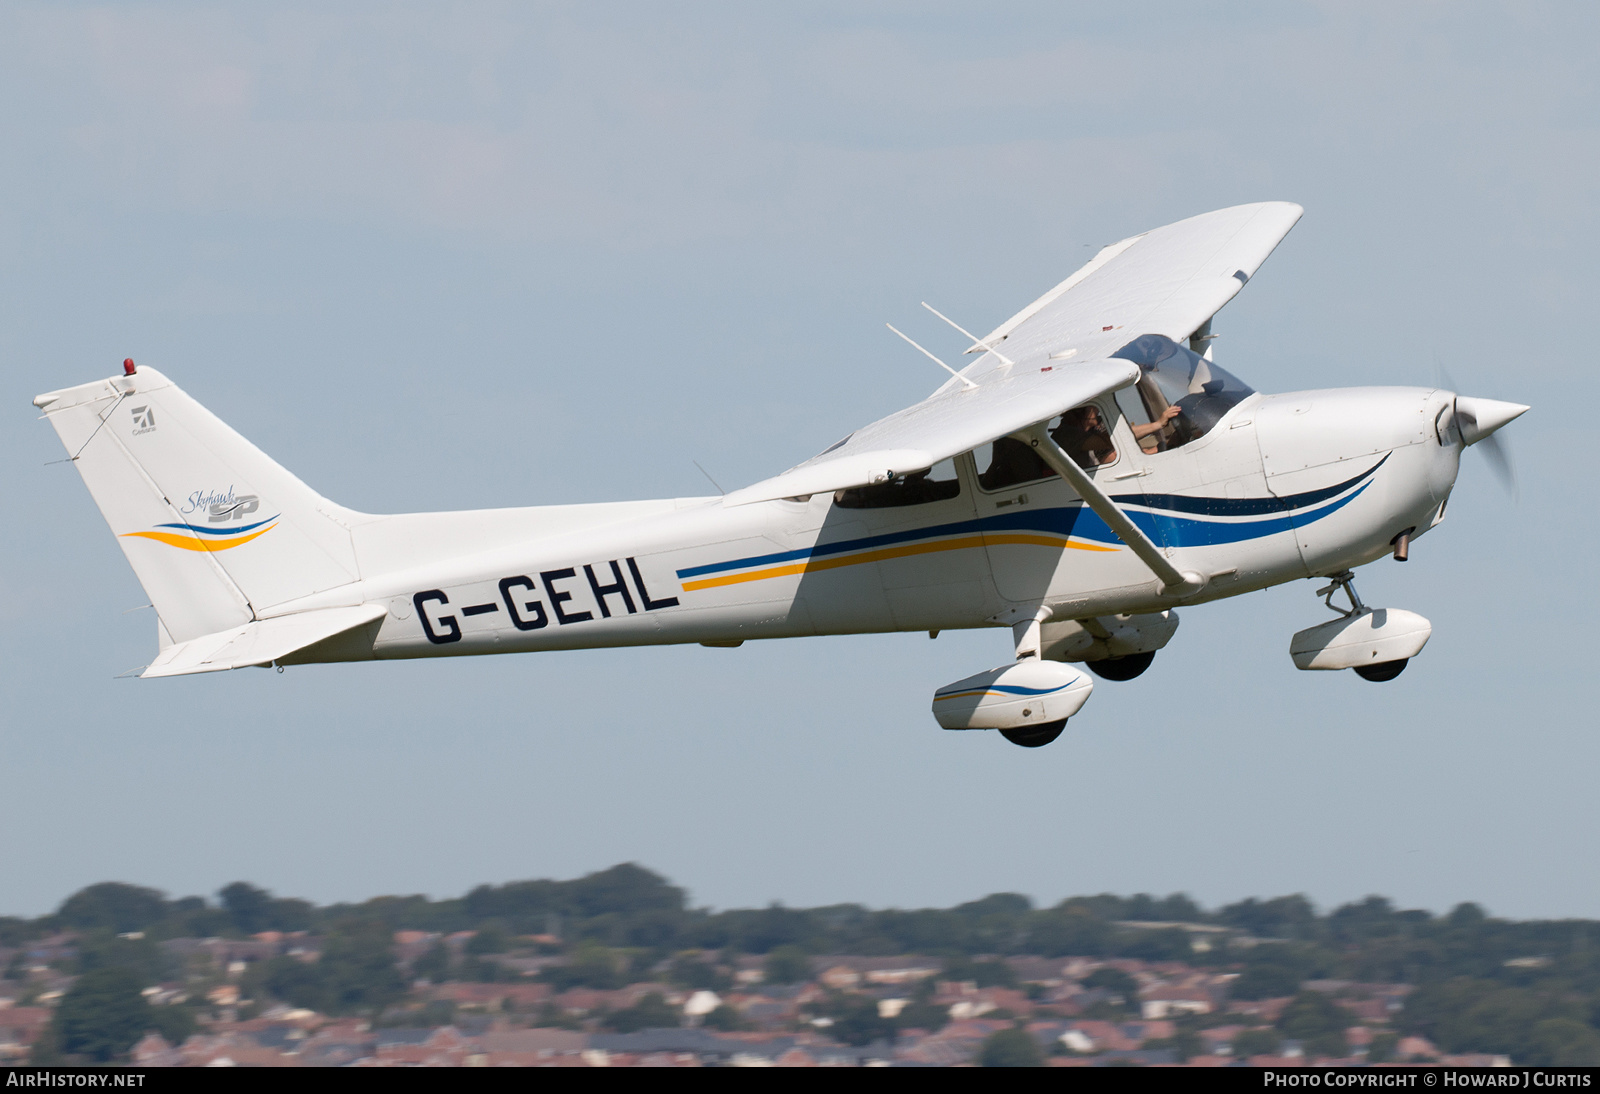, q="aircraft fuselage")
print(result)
[272,385,1461,666]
